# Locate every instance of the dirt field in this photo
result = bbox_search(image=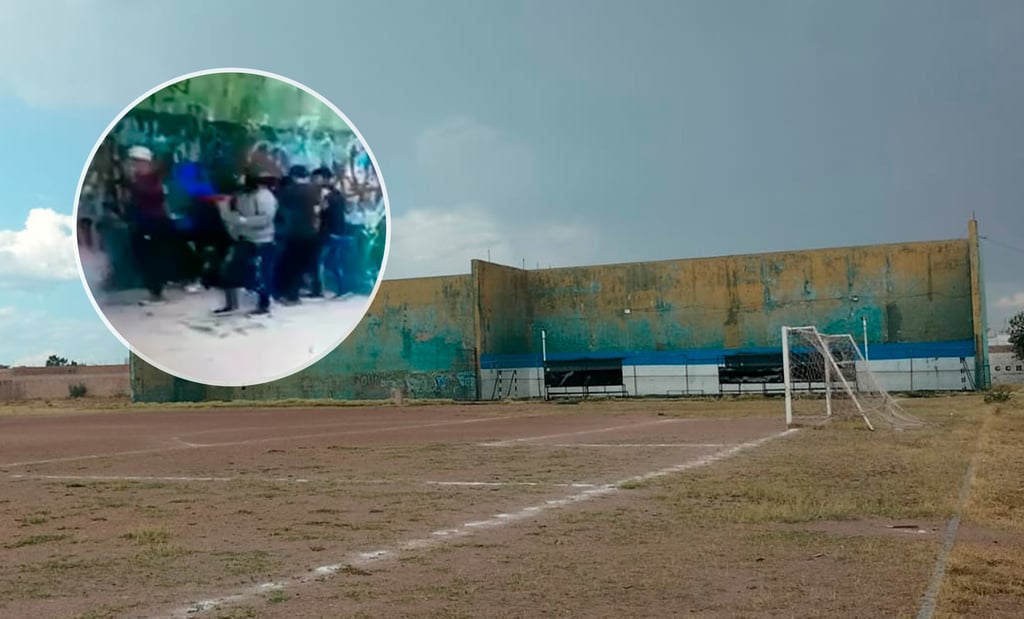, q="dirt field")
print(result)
[0,394,1020,618]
